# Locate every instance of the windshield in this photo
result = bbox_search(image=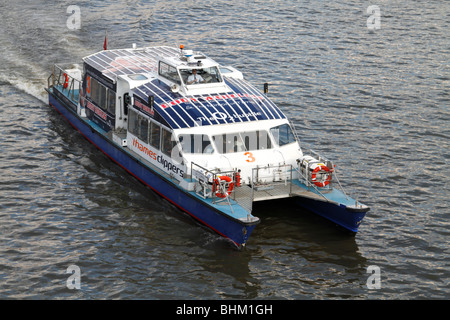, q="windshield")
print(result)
[179,67,223,85]
[159,62,181,85]
[178,134,214,154]
[212,130,272,154]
